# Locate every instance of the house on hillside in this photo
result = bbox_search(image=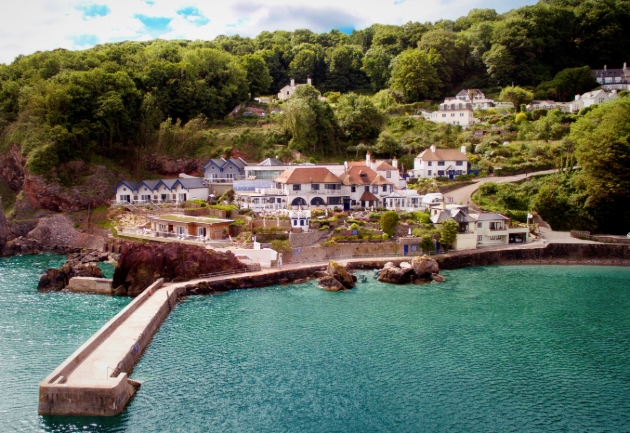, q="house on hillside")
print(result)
[410,146,469,179]
[447,89,495,109]
[274,167,350,209]
[233,179,286,211]
[429,203,477,251]
[382,189,424,211]
[592,63,630,91]
[203,157,247,181]
[561,89,618,113]
[471,212,530,245]
[278,77,313,100]
[527,100,561,111]
[112,177,209,205]
[339,159,395,209]
[430,101,477,127]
